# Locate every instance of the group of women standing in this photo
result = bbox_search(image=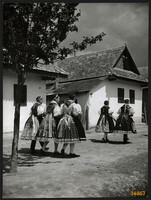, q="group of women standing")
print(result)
[21,94,86,157]
[95,99,137,143]
[21,96,137,156]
